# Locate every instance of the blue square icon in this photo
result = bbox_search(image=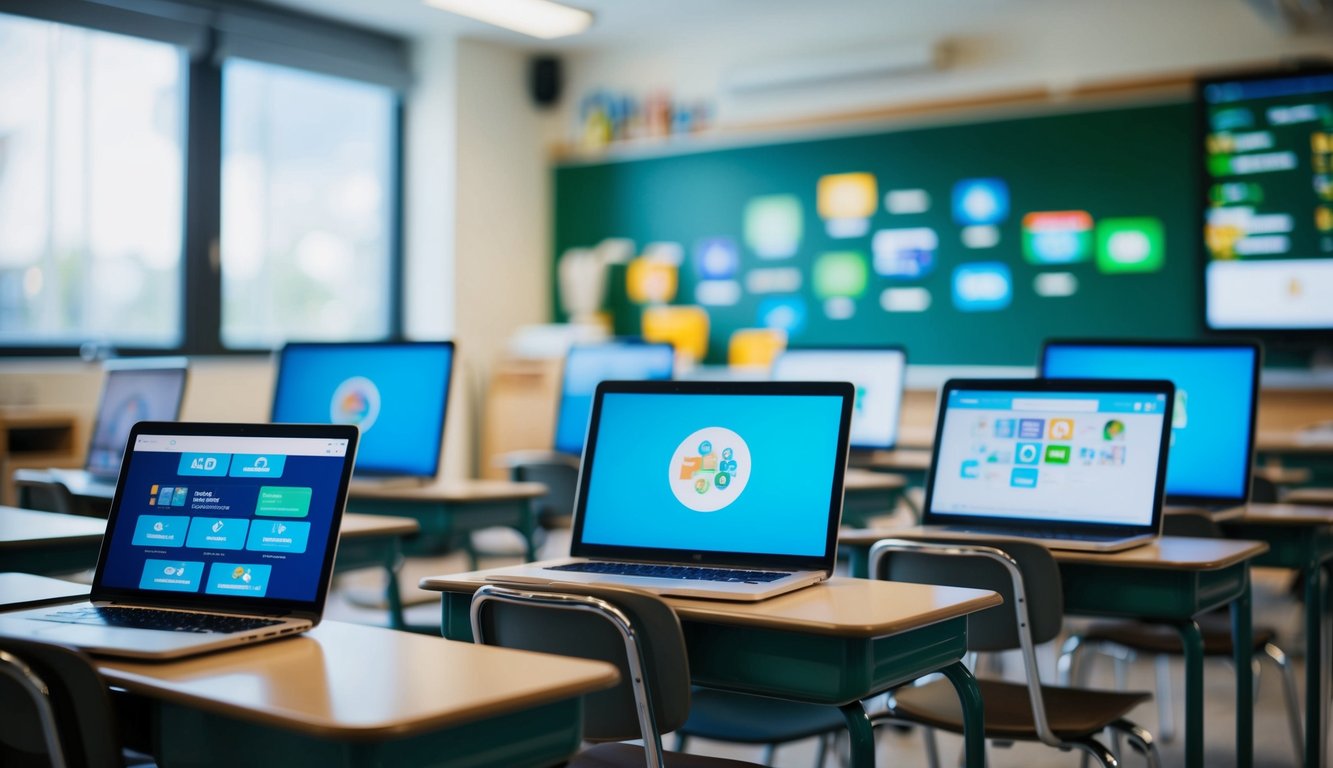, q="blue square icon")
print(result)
[952,263,1012,312]
[1015,442,1042,465]
[994,419,1016,438]
[960,460,980,479]
[952,178,1010,226]
[1010,467,1039,488]
[758,296,808,335]
[1018,419,1045,439]
[694,237,740,280]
